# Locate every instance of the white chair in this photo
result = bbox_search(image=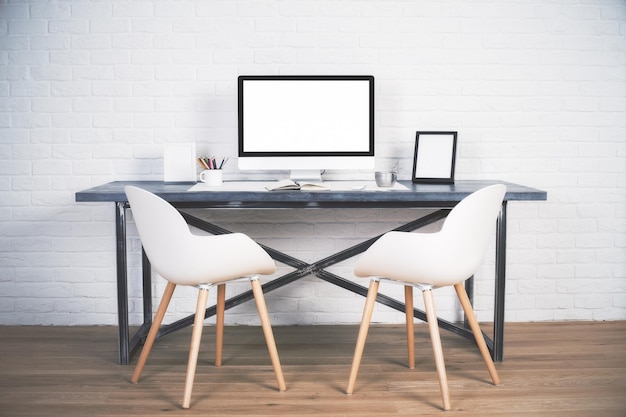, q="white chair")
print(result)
[346,184,505,410]
[125,186,286,409]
